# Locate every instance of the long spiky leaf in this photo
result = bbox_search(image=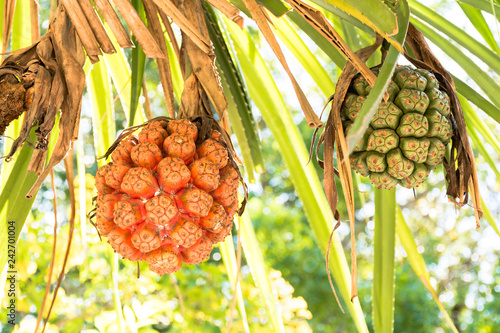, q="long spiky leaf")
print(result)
[409,0,500,77]
[205,5,264,180]
[395,206,459,333]
[219,231,250,333]
[42,155,76,333]
[129,0,147,127]
[410,17,500,116]
[224,17,369,332]
[237,213,286,332]
[373,188,397,333]
[35,170,58,333]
